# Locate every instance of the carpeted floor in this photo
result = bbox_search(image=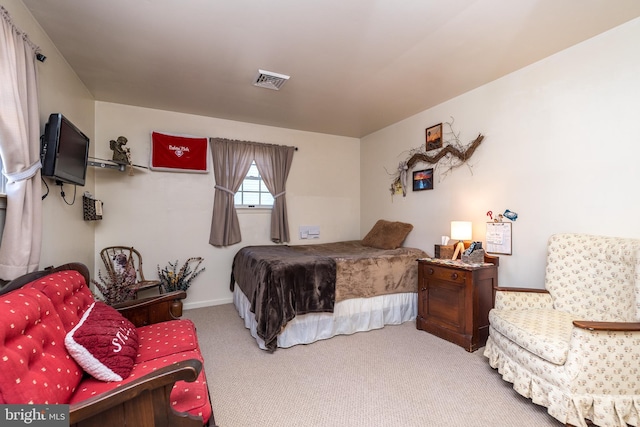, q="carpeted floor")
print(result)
[184,303,563,427]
